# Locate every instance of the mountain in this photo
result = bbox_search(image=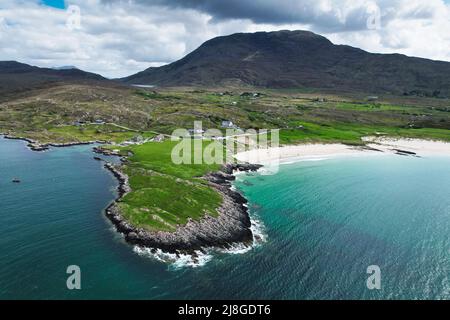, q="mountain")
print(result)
[121,30,450,97]
[0,61,111,96]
